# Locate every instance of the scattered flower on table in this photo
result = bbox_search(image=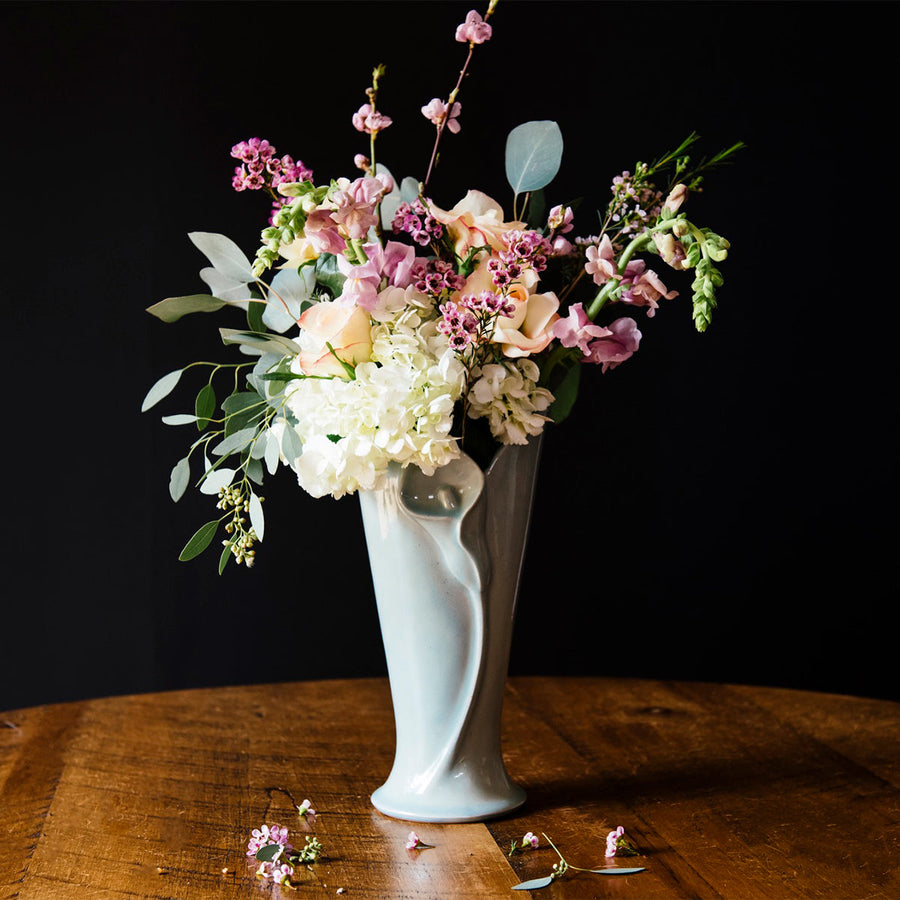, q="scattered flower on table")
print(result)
[297,798,315,818]
[509,830,540,856]
[143,1,741,571]
[406,830,434,850]
[605,825,638,857]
